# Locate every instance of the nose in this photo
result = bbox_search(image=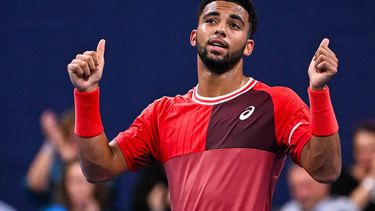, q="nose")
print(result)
[215,23,226,38]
